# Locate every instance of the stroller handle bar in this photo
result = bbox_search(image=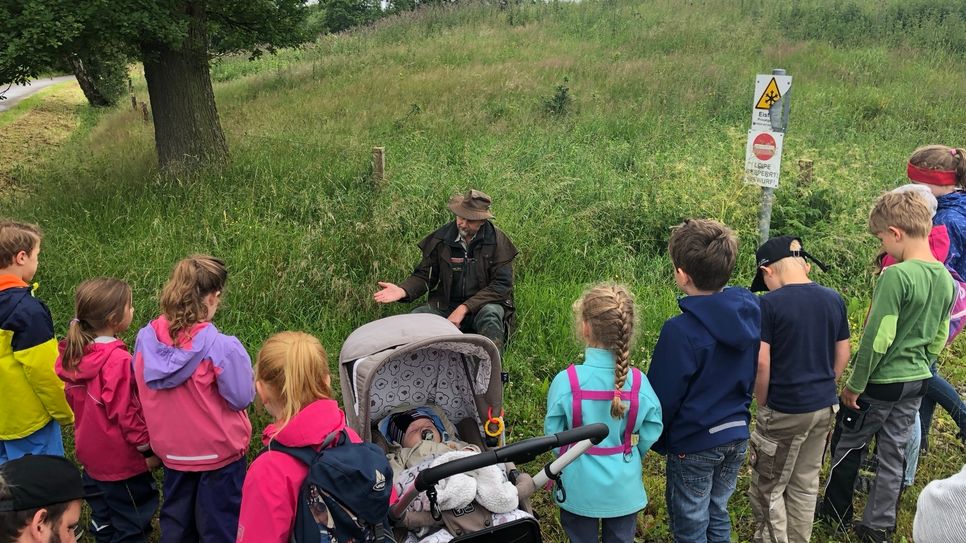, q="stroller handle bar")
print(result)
[411,423,609,492]
[389,423,610,520]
